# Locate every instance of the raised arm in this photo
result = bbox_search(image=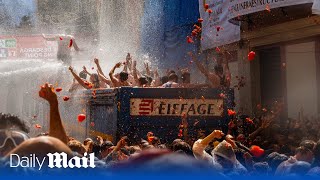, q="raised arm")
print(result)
[189,52,209,77]
[144,61,151,77]
[82,66,92,76]
[248,115,273,140]
[192,130,224,162]
[39,83,68,144]
[72,38,80,51]
[151,69,161,87]
[94,58,105,77]
[97,71,112,87]
[42,33,59,41]
[69,66,91,89]
[222,53,231,88]
[109,62,122,86]
[132,60,140,85]
[68,78,78,92]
